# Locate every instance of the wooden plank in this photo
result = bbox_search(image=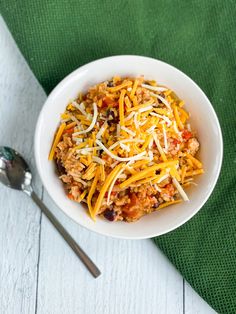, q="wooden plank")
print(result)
[0,17,46,314]
[36,191,183,314]
[185,281,216,314]
[0,15,214,314]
